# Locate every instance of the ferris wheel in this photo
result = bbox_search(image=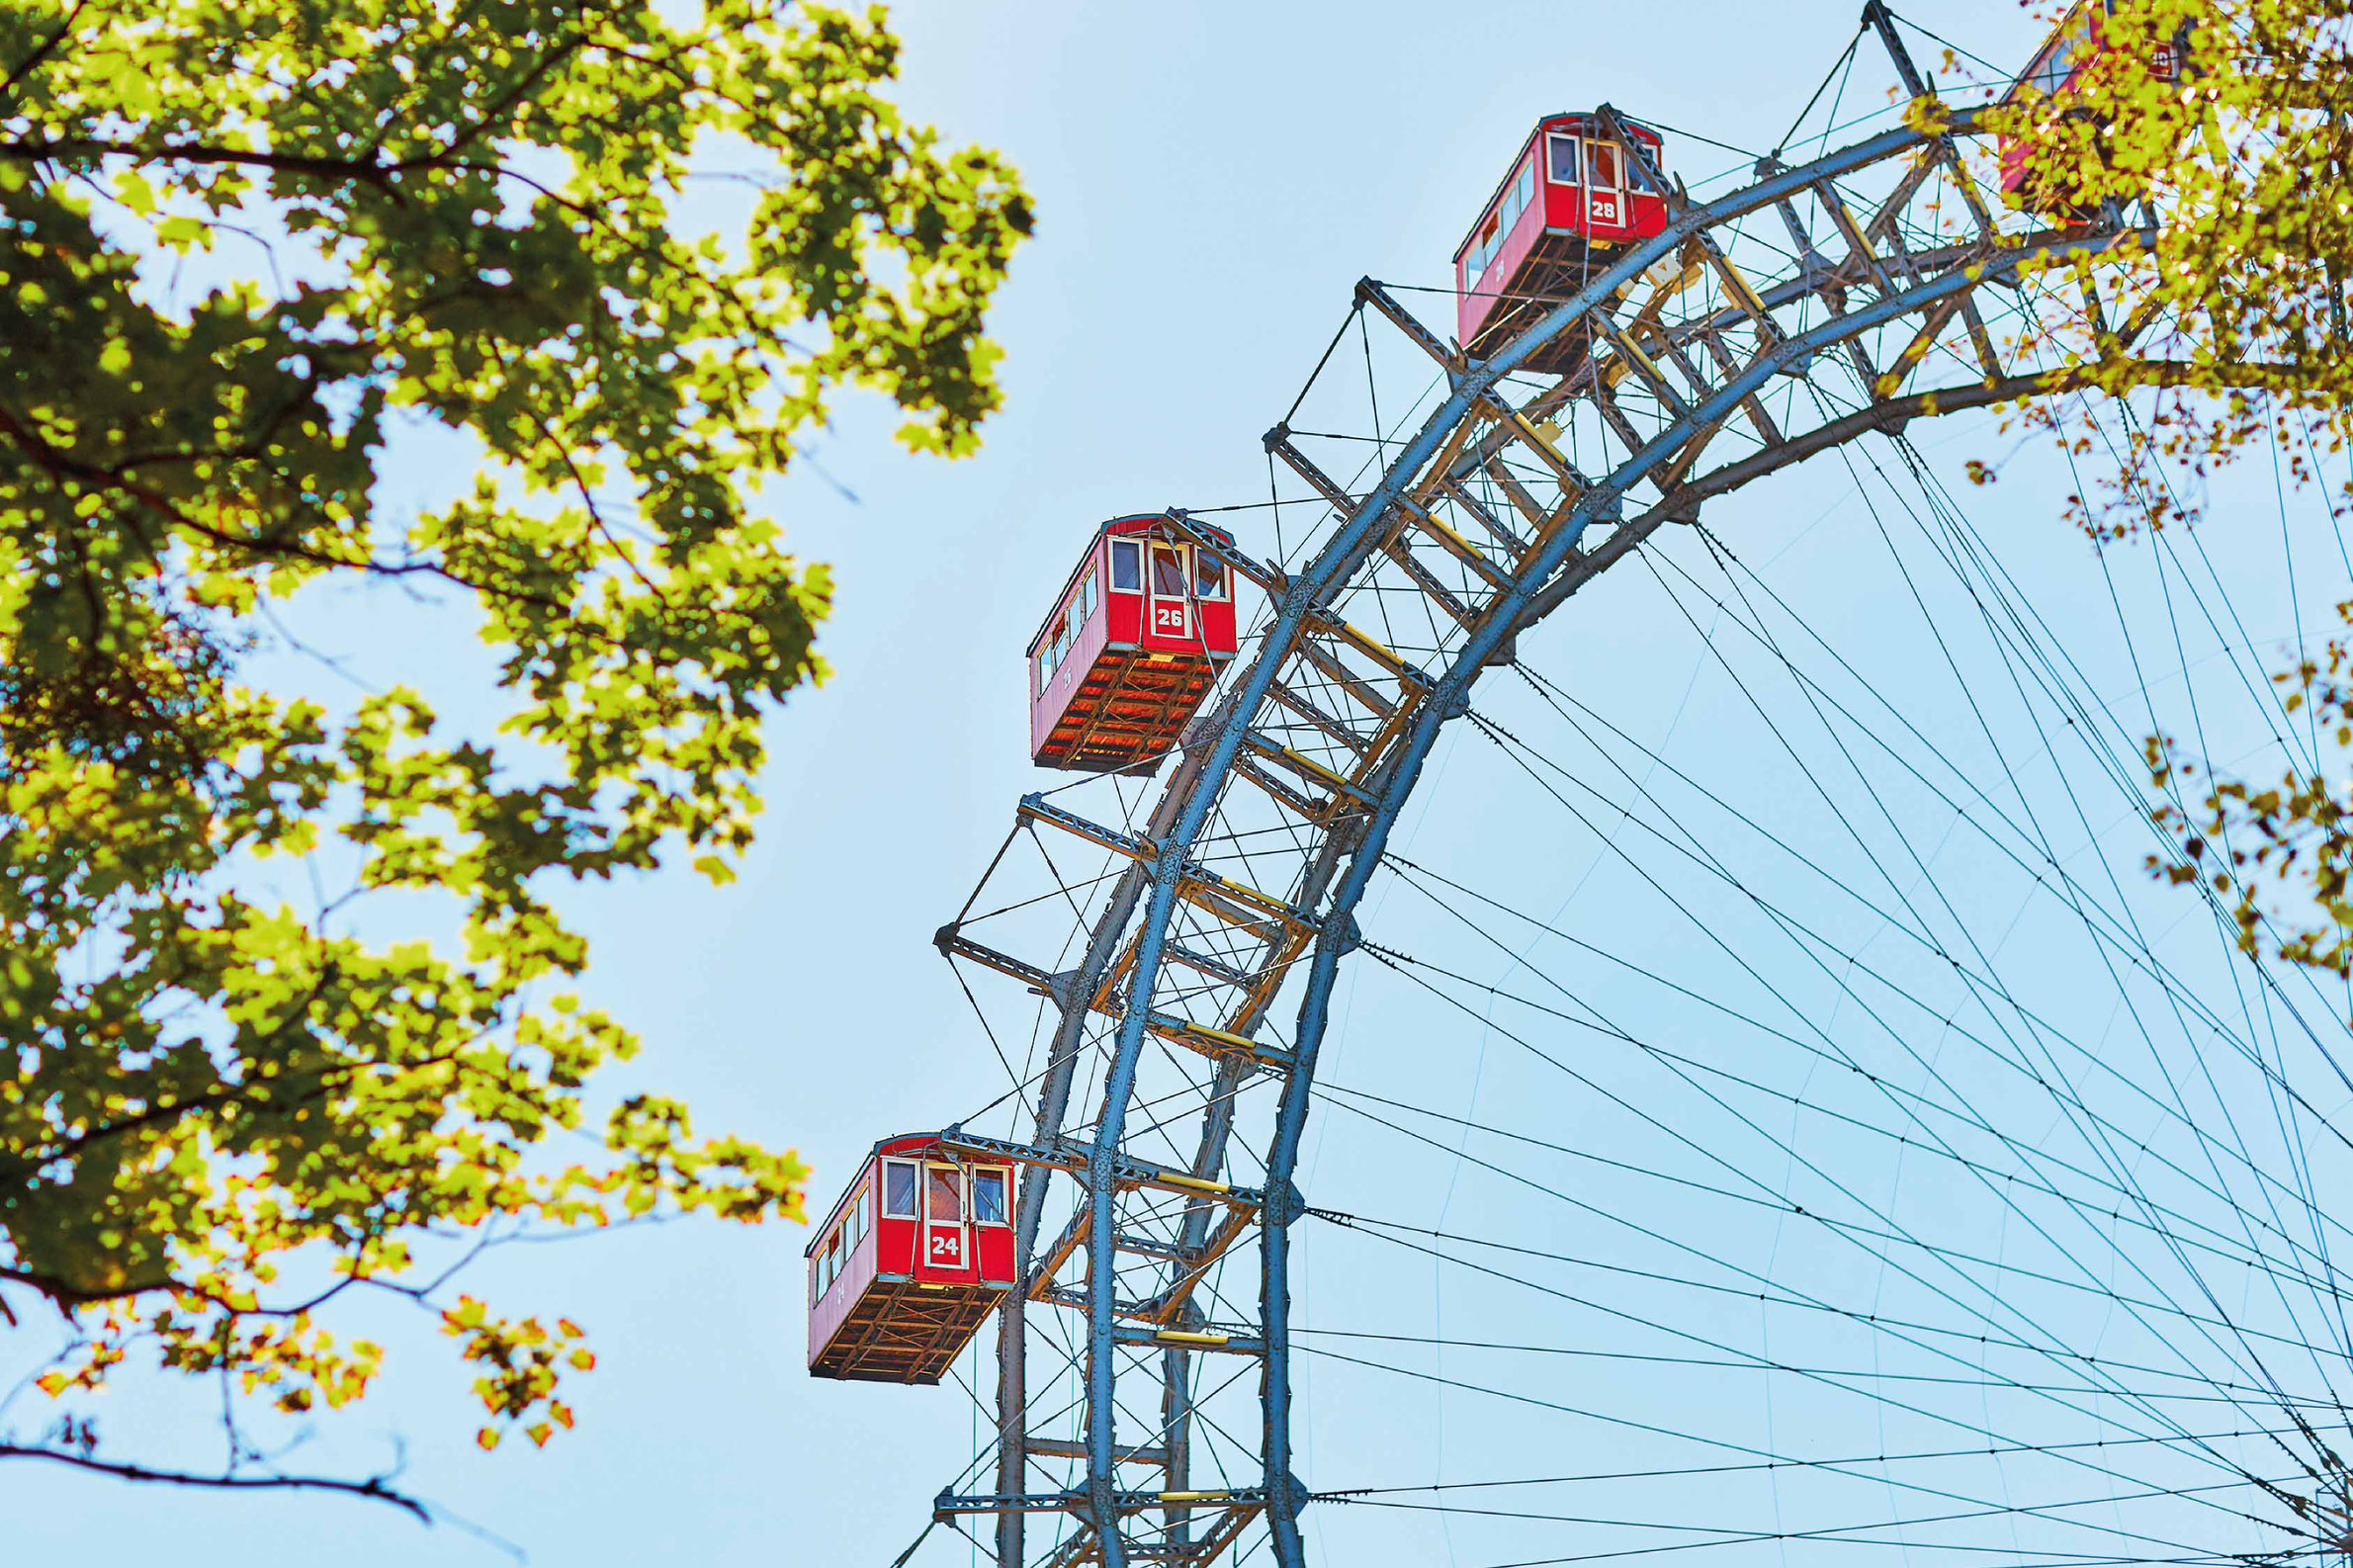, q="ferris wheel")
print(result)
[808,6,2353,1566]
